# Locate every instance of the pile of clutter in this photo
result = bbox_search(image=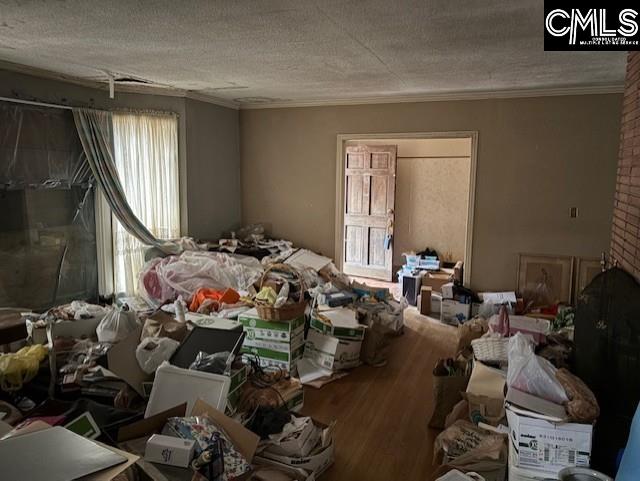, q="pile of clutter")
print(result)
[428,305,600,481]
[0,225,406,481]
